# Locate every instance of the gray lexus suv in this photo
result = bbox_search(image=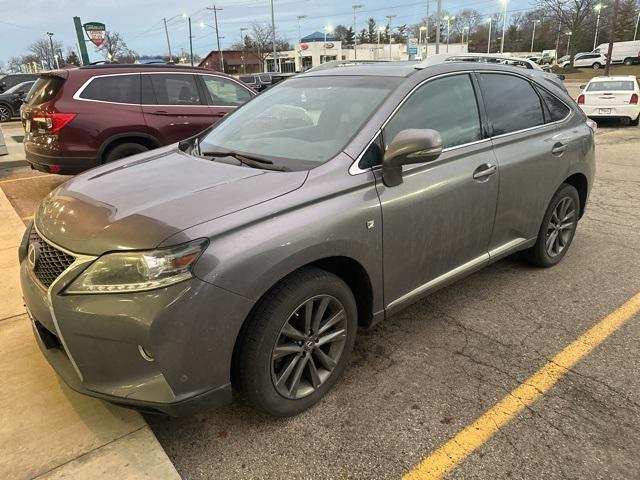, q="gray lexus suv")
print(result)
[20,61,595,416]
